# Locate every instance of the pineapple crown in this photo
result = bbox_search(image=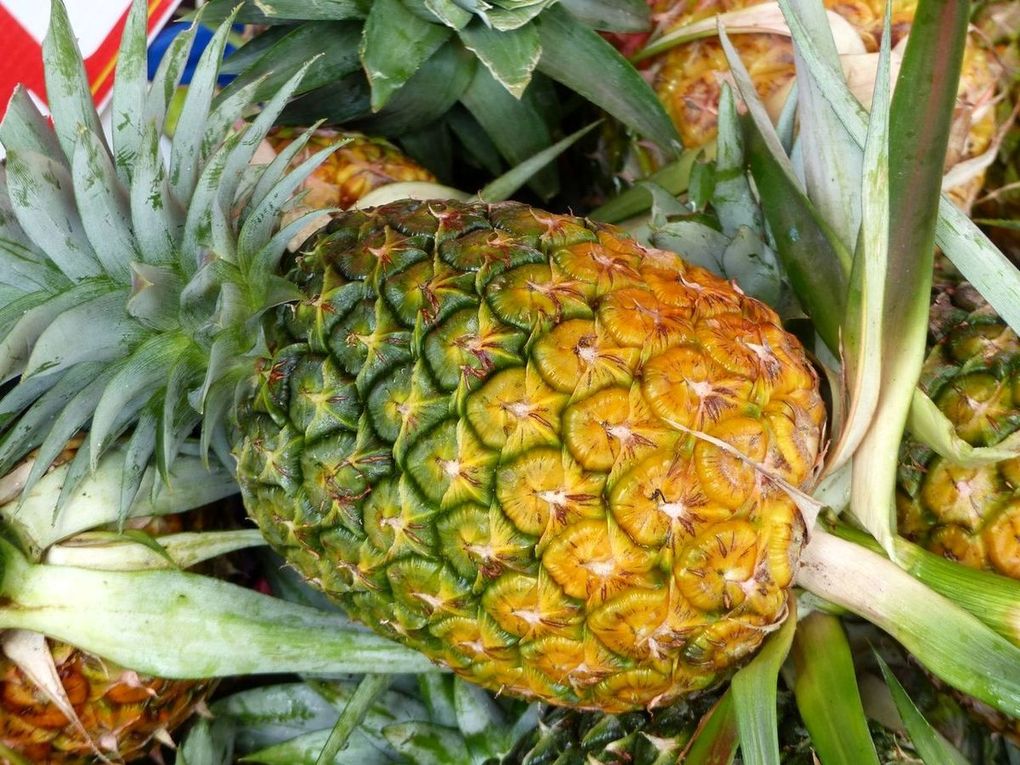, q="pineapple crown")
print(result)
[0,0,329,514]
